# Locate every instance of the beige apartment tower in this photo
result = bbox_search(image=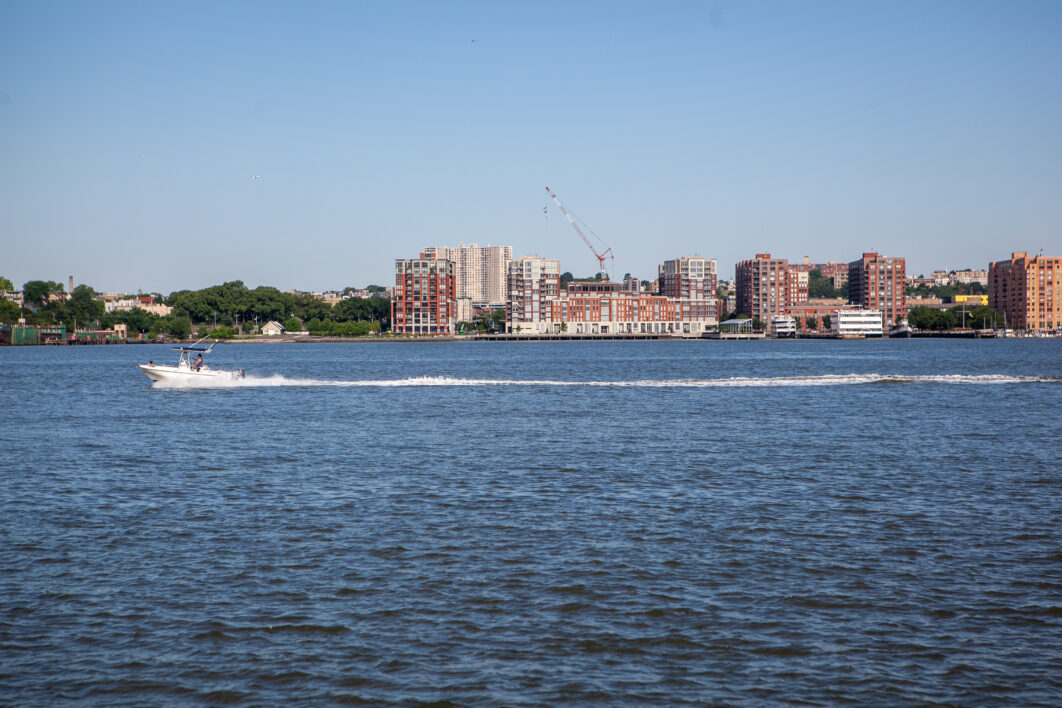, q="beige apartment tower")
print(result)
[658,256,717,300]
[424,243,513,307]
[989,252,1061,332]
